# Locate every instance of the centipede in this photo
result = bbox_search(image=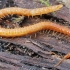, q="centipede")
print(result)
[0,21,70,37]
[0,3,70,68]
[0,4,63,18]
[0,4,70,68]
